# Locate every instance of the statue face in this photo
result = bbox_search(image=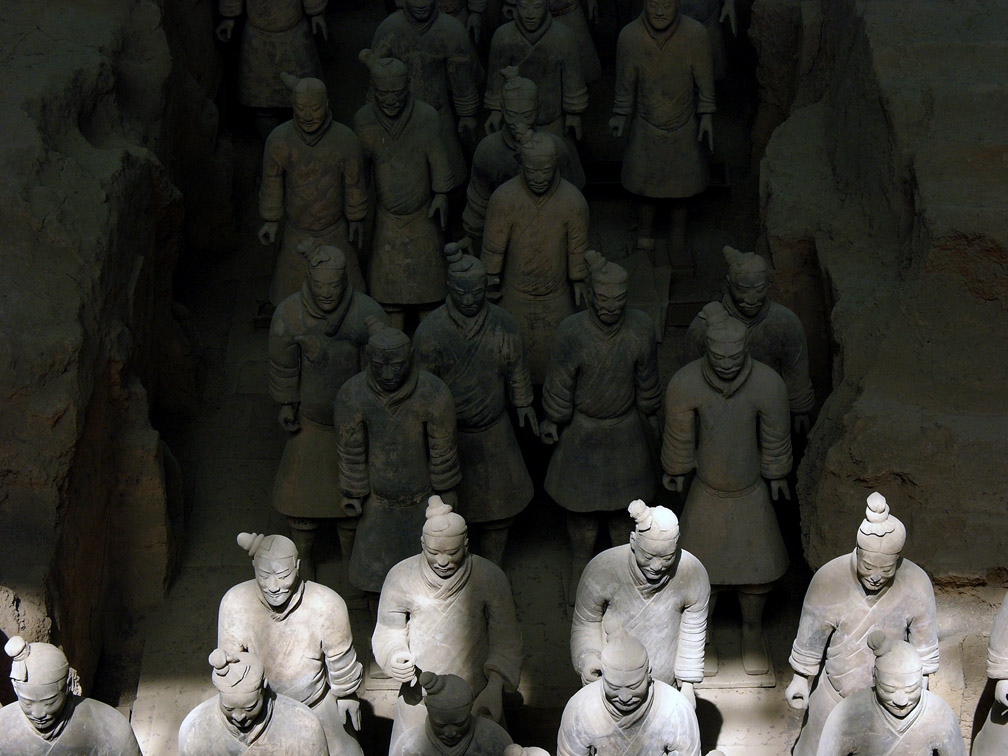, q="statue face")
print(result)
[601,664,650,714]
[428,705,473,746]
[254,556,301,608]
[374,82,410,119]
[14,681,67,734]
[728,266,769,318]
[521,152,557,195]
[855,548,899,593]
[405,0,435,22]
[630,533,679,582]
[422,533,468,579]
[515,0,548,33]
[448,276,487,318]
[308,265,347,312]
[589,280,628,325]
[873,668,922,719]
[705,340,747,381]
[293,91,328,134]
[503,103,537,142]
[368,345,412,392]
[218,686,266,731]
[643,0,678,30]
